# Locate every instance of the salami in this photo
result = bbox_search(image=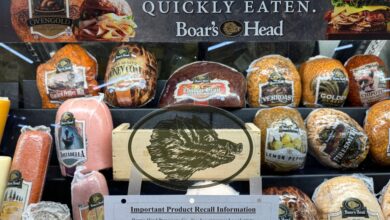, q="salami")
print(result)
[71,166,108,220]
[0,126,52,220]
[55,95,113,177]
